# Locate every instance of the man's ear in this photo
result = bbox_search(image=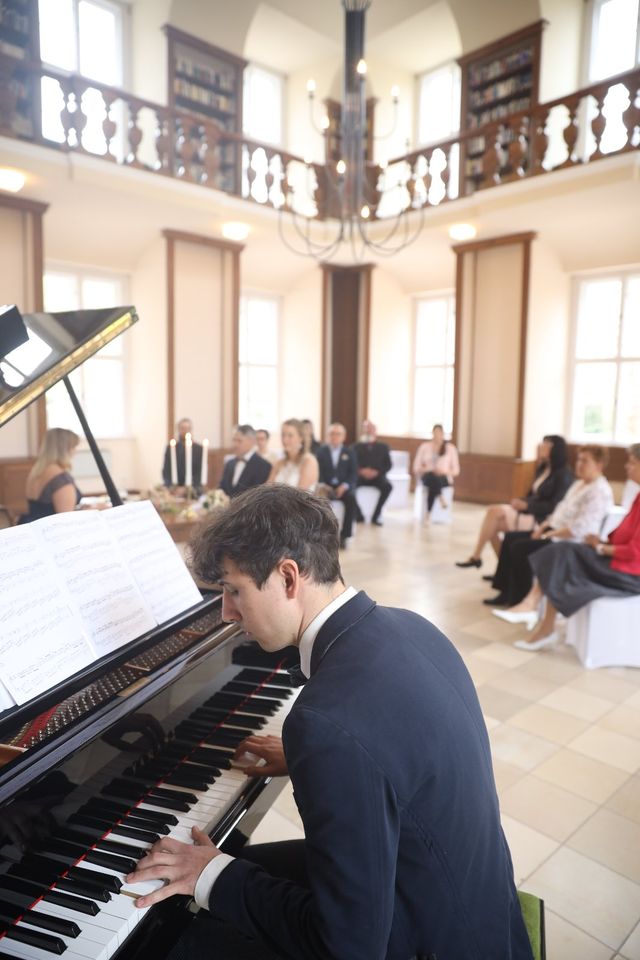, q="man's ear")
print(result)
[278,558,300,598]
